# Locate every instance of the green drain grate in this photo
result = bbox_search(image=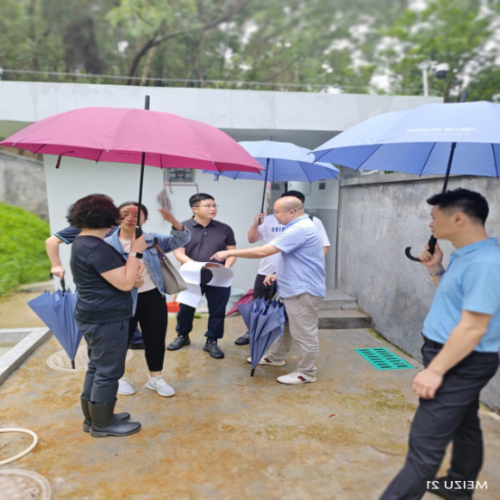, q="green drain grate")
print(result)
[355,347,414,370]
